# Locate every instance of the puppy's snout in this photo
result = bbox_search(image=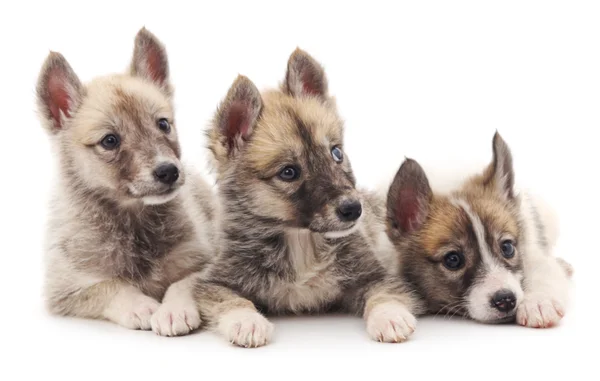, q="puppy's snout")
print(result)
[491,290,517,313]
[336,200,362,222]
[153,163,179,185]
